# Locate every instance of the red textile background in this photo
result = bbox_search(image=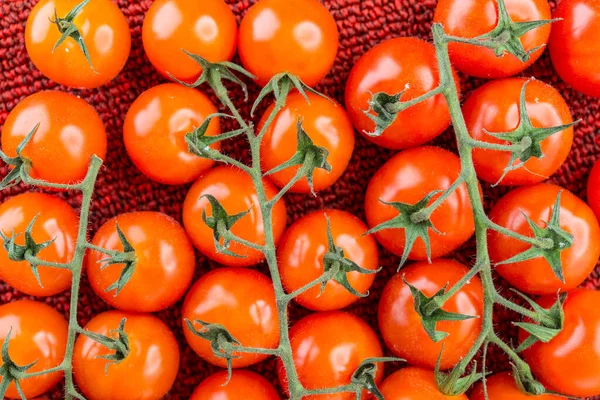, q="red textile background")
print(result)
[0,0,599,399]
